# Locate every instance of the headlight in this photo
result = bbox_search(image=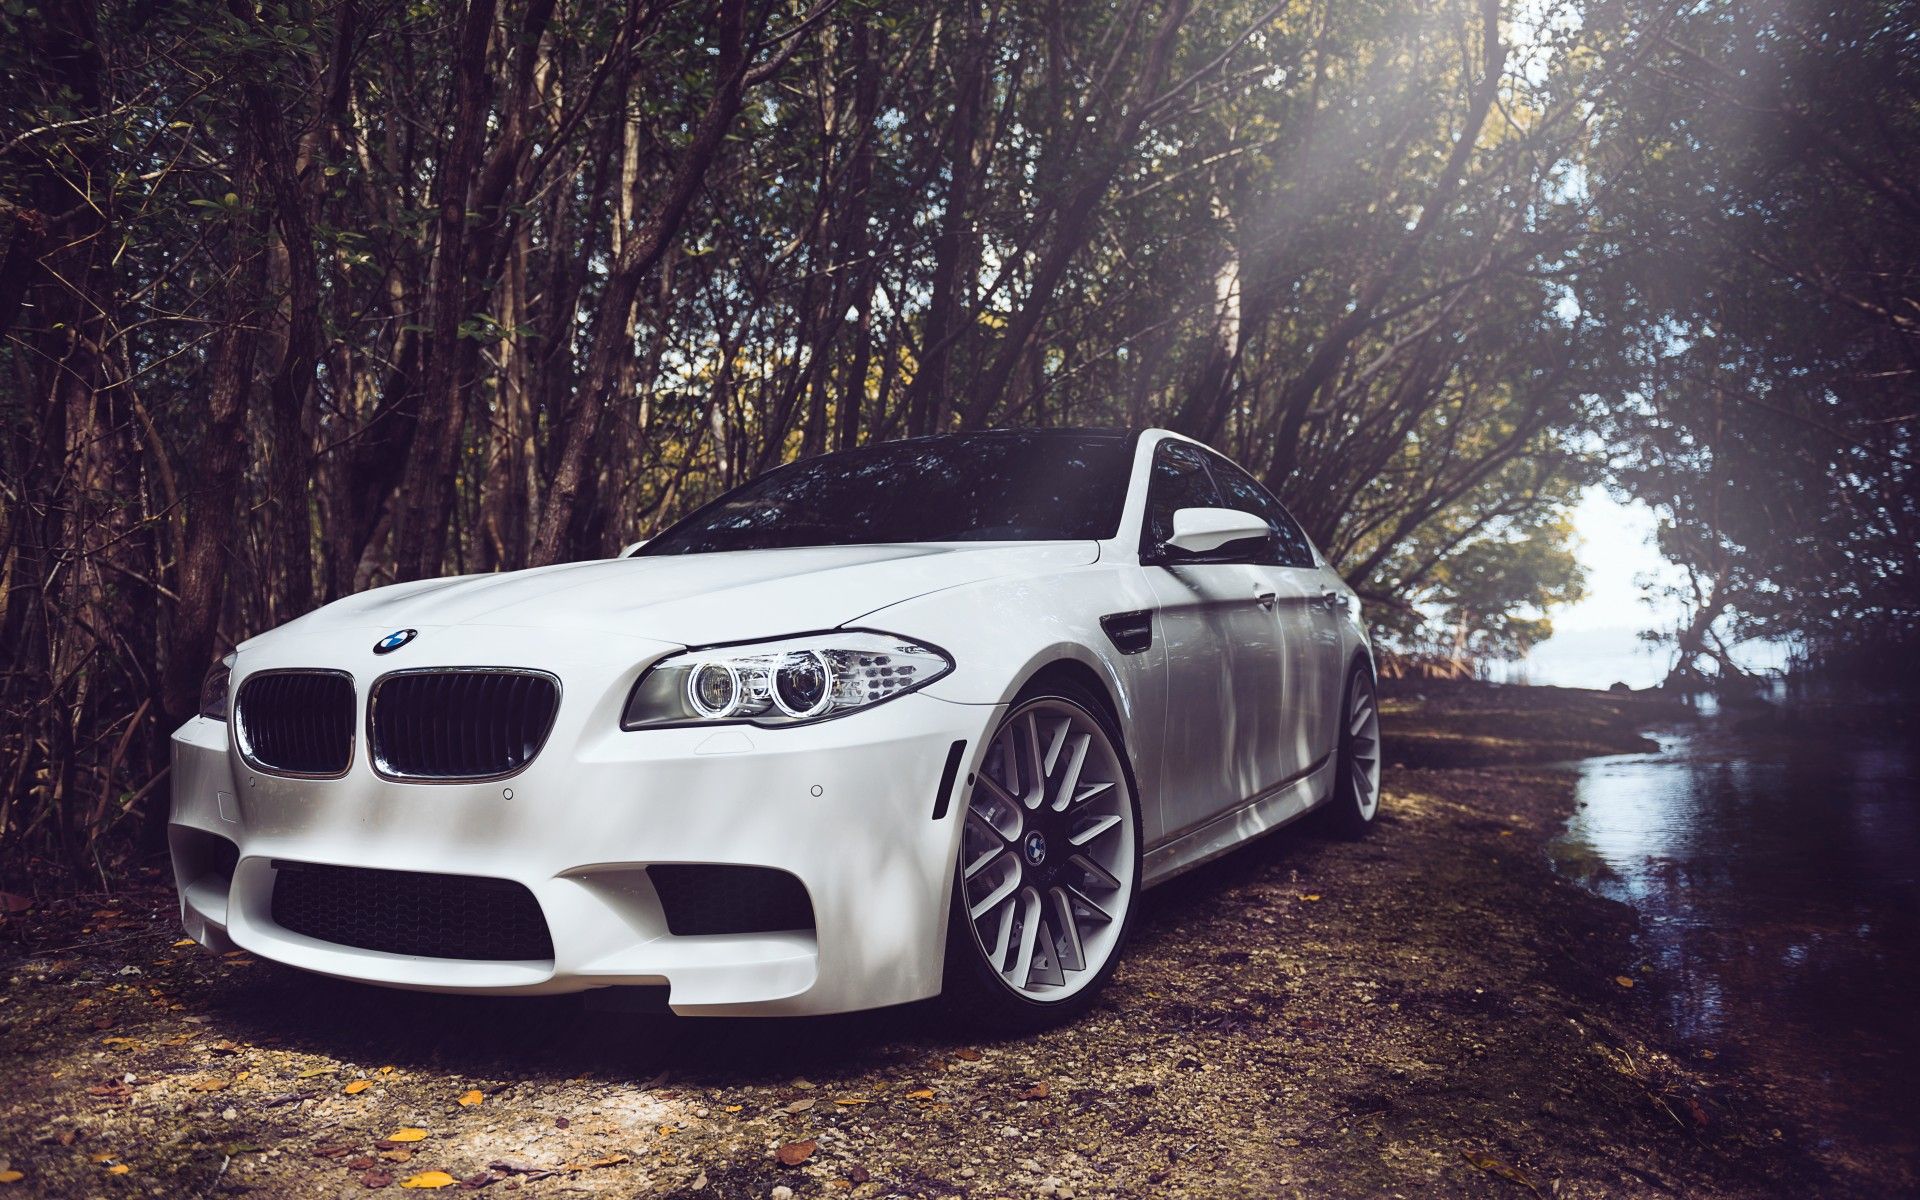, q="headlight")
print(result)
[200,655,234,720]
[622,632,952,729]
